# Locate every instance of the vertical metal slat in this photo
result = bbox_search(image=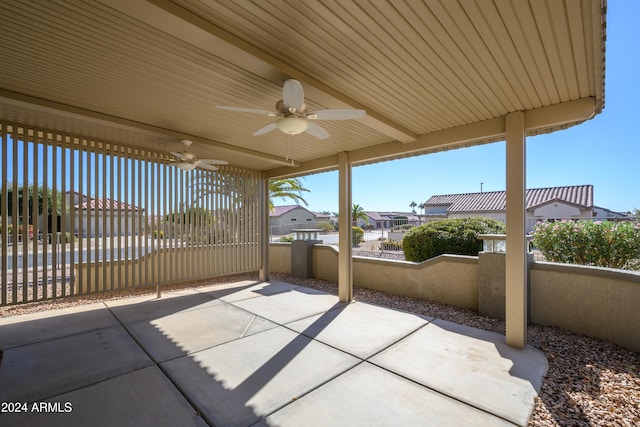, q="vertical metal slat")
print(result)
[109,150,115,290]
[21,139,29,302]
[60,141,67,297]
[51,141,58,299]
[69,142,76,295]
[1,125,8,306]
[94,148,100,293]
